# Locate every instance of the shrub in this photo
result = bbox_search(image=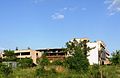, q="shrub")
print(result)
[35,67,45,77]
[89,64,101,78]
[111,50,120,65]
[0,63,12,77]
[35,67,57,78]
[17,58,33,68]
[3,50,16,61]
[37,57,50,66]
[52,60,63,66]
